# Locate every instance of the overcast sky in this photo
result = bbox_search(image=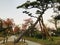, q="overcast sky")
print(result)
[0,0,57,29]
